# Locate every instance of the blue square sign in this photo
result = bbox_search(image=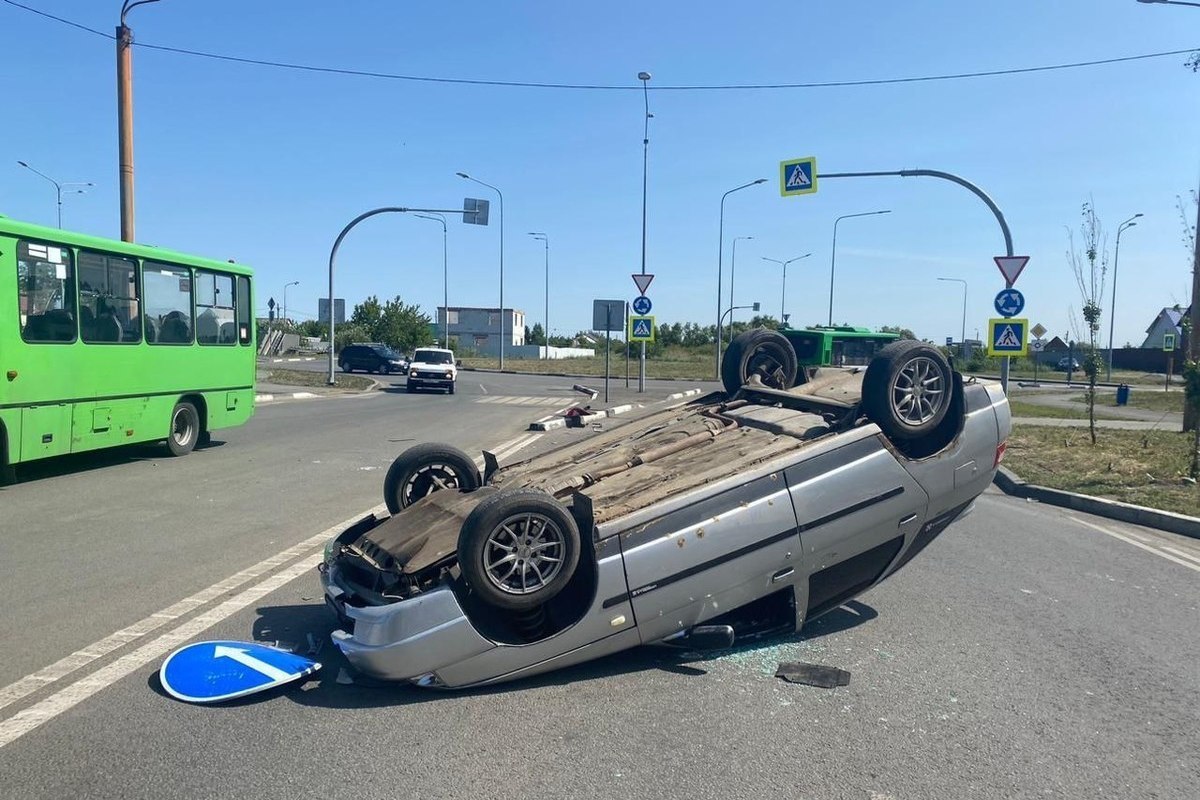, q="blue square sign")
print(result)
[780,157,817,196]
